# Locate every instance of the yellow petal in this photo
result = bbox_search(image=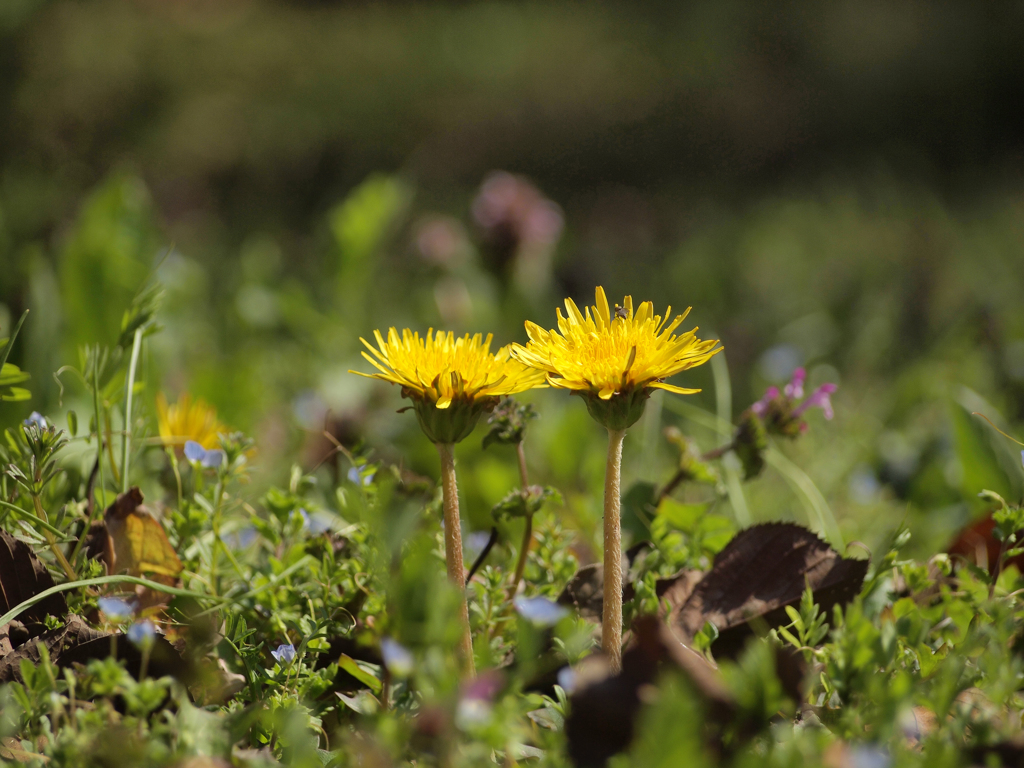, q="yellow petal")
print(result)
[594,286,611,328]
[648,381,702,395]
